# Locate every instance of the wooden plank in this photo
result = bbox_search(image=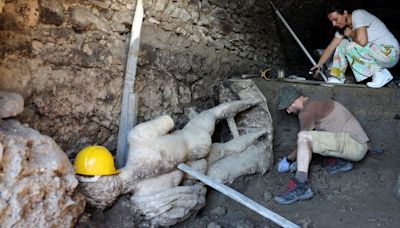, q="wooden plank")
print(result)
[241,74,367,88]
[177,163,300,228]
[282,78,367,88]
[116,0,143,168]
